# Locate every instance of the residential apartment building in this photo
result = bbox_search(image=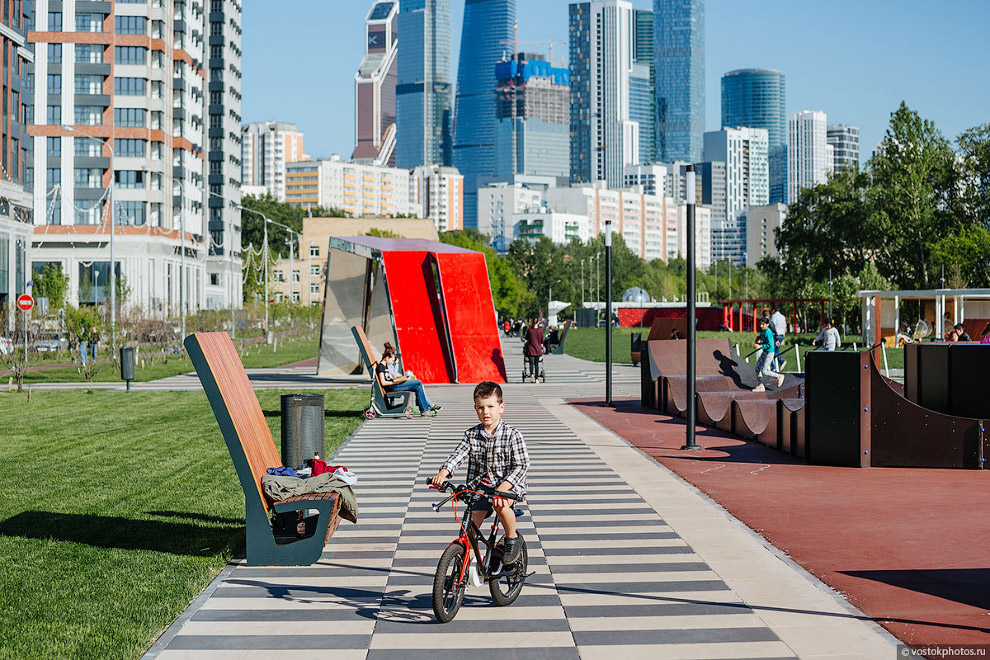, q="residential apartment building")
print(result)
[206,0,244,311]
[353,0,398,167]
[568,0,639,187]
[721,68,786,204]
[788,110,831,204]
[395,0,452,169]
[453,0,514,230]
[827,124,859,173]
[745,203,786,266]
[654,0,705,163]
[477,180,545,252]
[410,164,463,232]
[514,211,589,246]
[703,126,769,265]
[284,157,414,218]
[493,53,570,183]
[27,0,241,315]
[0,1,33,323]
[241,121,306,201]
[623,163,667,197]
